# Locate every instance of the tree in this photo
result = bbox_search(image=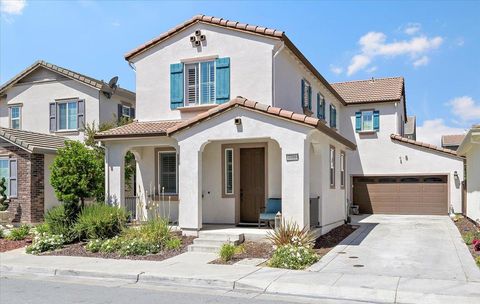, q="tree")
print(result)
[50,141,104,207]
